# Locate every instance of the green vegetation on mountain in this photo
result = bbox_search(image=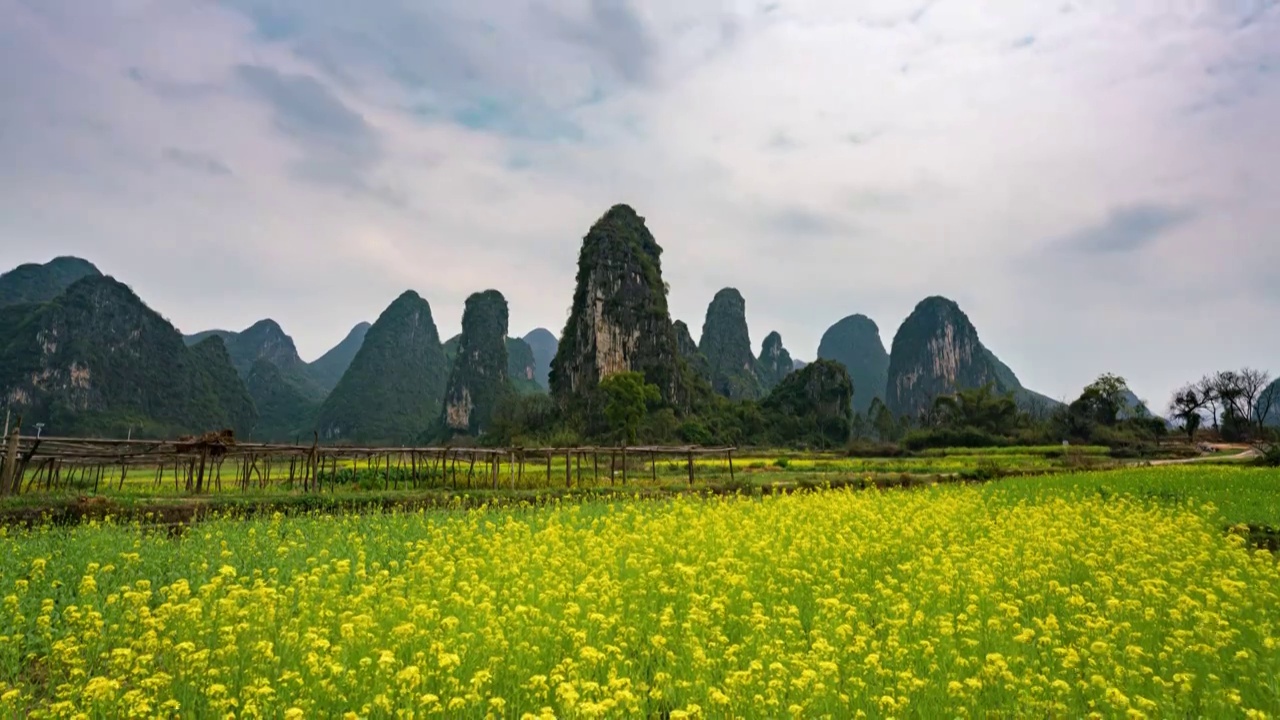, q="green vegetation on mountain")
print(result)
[314,291,448,444]
[506,338,544,396]
[308,322,370,395]
[0,275,253,437]
[183,320,325,401]
[0,256,101,308]
[761,358,854,448]
[550,204,707,411]
[521,328,558,391]
[699,288,763,401]
[755,331,794,392]
[816,314,889,414]
[244,358,319,442]
[186,336,257,435]
[674,320,709,381]
[442,290,511,435]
